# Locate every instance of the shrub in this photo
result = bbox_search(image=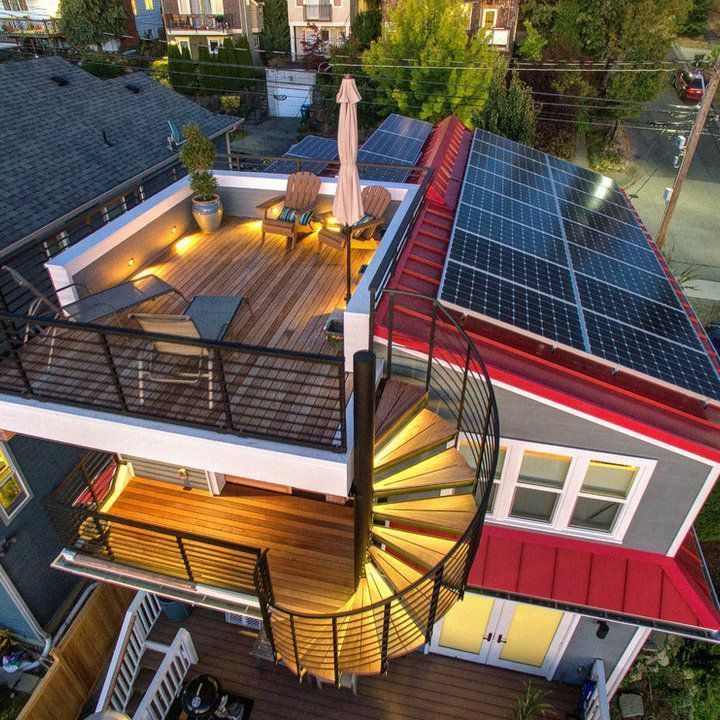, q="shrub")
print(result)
[179,124,218,200]
[80,52,125,79]
[696,482,720,541]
